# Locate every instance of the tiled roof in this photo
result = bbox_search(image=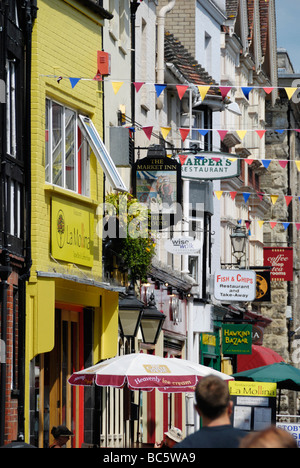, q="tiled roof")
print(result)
[164,31,220,96]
